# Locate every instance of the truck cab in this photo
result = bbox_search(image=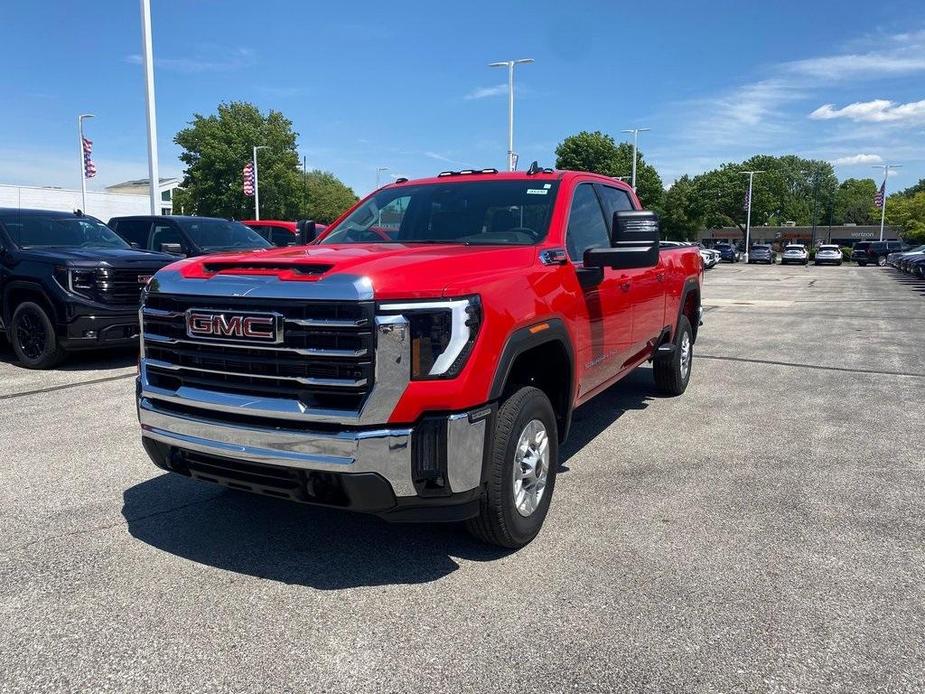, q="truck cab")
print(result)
[136,170,702,547]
